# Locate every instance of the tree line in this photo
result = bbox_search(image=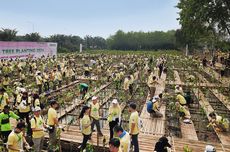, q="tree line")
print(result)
[0,28,179,52]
